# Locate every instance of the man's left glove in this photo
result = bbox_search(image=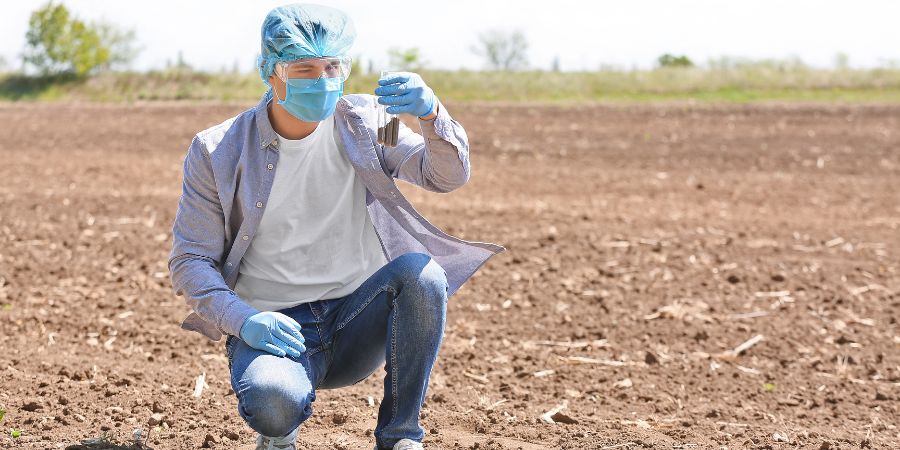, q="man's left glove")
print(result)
[375,72,436,118]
